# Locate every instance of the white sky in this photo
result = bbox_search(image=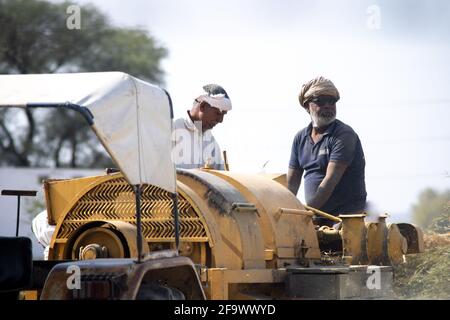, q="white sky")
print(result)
[59,0,450,221]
